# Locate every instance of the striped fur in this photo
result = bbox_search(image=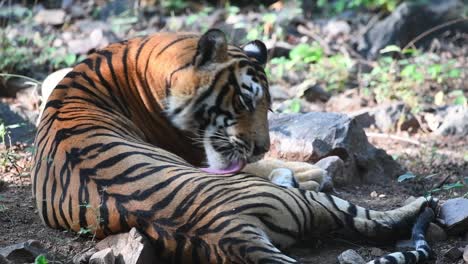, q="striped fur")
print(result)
[33,29,433,263]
